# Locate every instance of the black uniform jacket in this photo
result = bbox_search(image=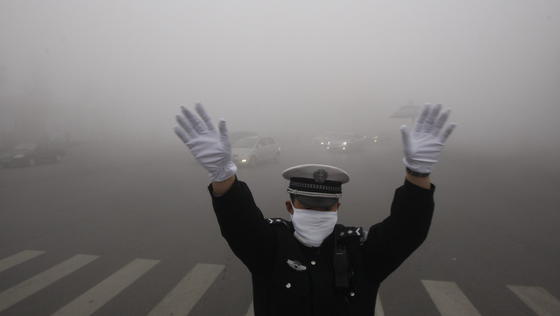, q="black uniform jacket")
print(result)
[208,177,435,316]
